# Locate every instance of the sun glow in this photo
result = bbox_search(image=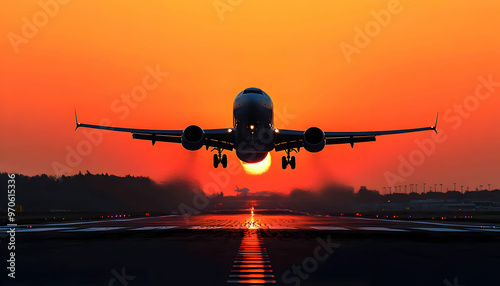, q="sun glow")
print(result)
[240,153,271,175]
